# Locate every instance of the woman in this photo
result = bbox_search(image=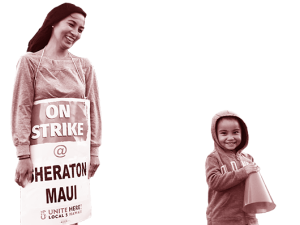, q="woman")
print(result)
[12,3,101,225]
